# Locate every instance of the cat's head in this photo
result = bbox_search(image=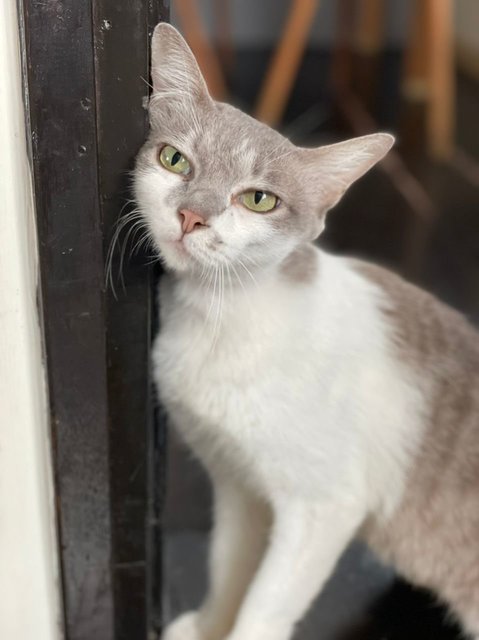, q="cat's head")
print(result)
[134,23,393,276]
